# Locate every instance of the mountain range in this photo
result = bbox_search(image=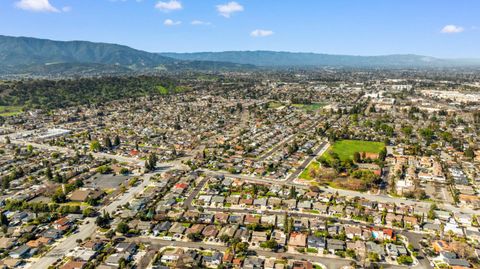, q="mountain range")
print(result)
[1,35,479,76]
[161,51,480,68]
